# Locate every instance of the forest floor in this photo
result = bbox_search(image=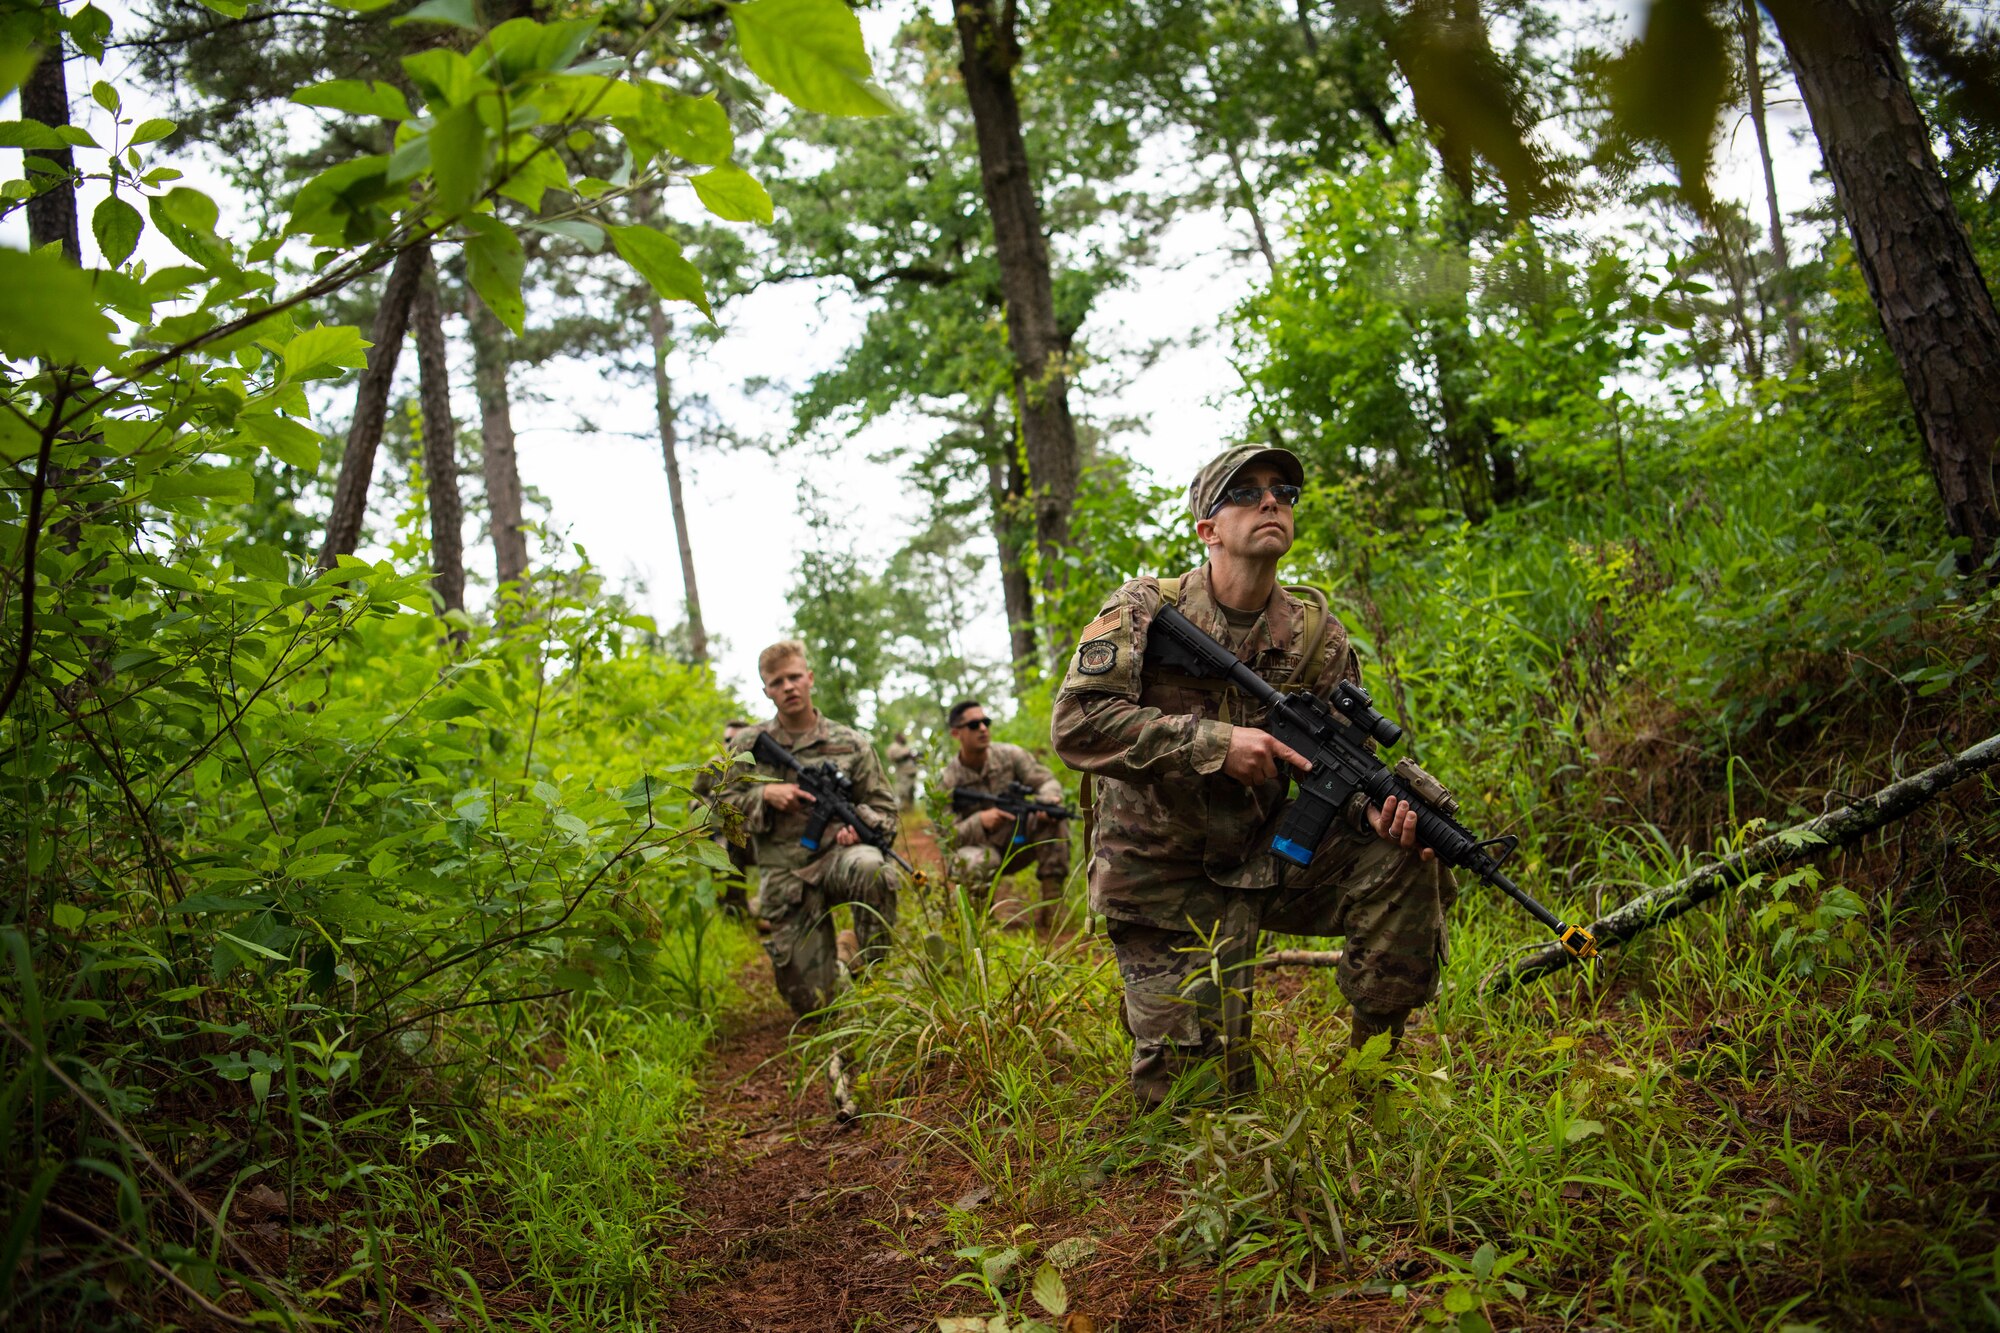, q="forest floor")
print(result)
[655,825,1412,1333]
